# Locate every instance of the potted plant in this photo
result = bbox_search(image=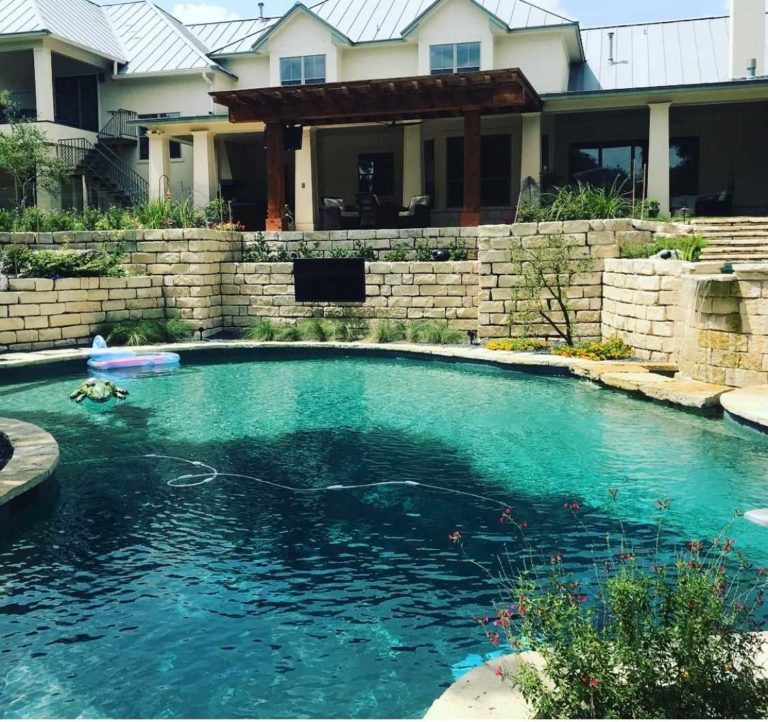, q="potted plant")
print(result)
[645,199,661,218]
